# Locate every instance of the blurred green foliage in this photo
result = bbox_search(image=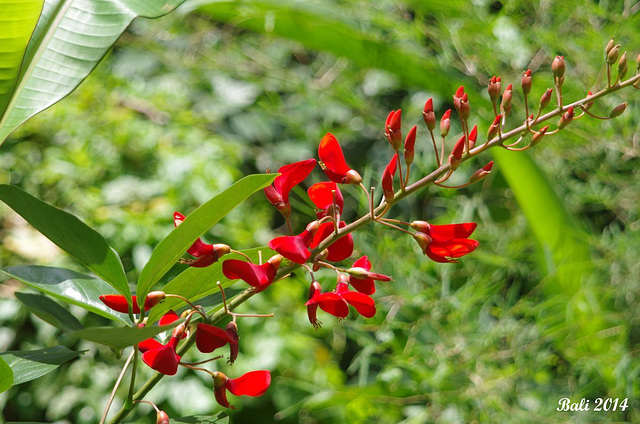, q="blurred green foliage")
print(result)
[1,0,640,423]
